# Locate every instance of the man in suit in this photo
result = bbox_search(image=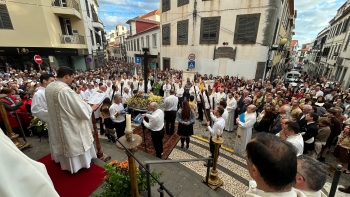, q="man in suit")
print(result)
[269,105,291,134]
[301,113,319,155]
[297,104,312,129]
